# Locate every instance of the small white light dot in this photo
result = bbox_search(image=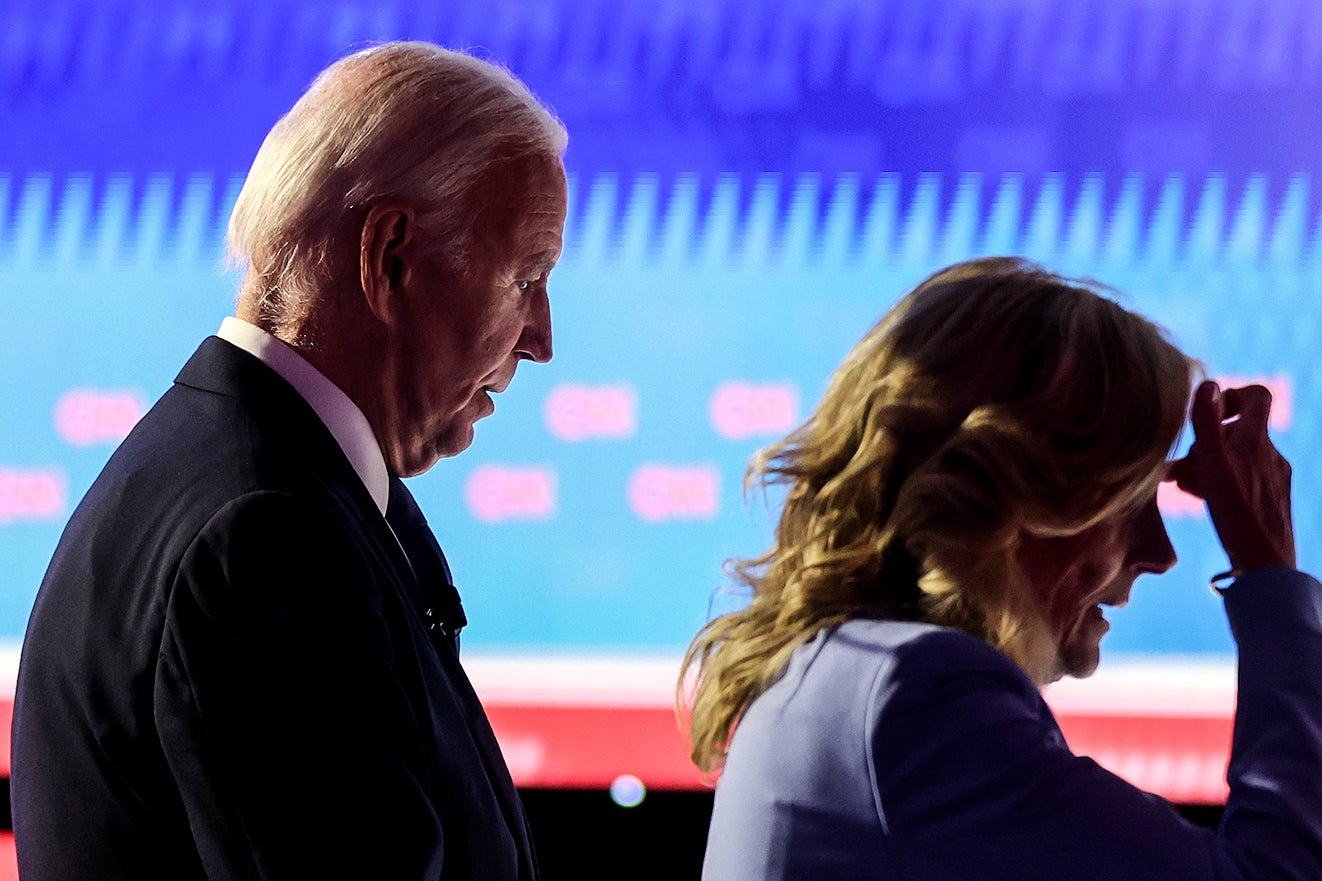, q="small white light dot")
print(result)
[609,774,646,808]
